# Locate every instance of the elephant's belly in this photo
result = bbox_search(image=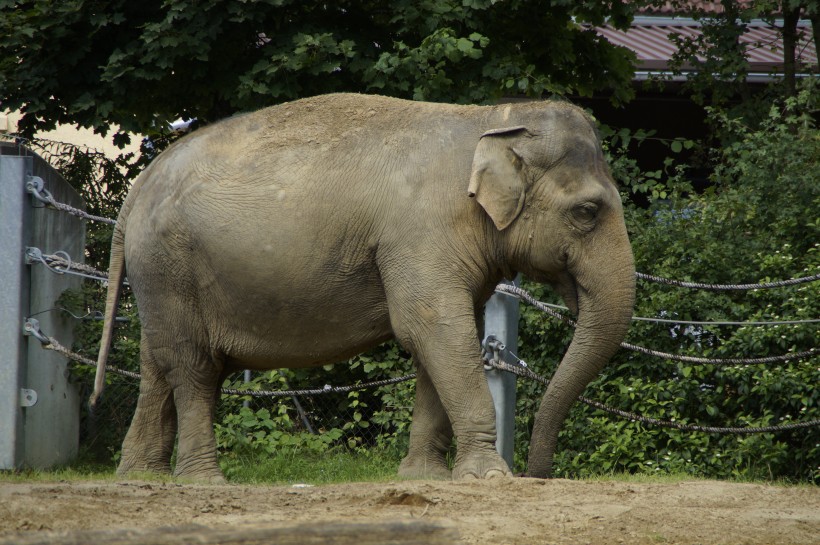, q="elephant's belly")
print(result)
[213,292,394,370]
